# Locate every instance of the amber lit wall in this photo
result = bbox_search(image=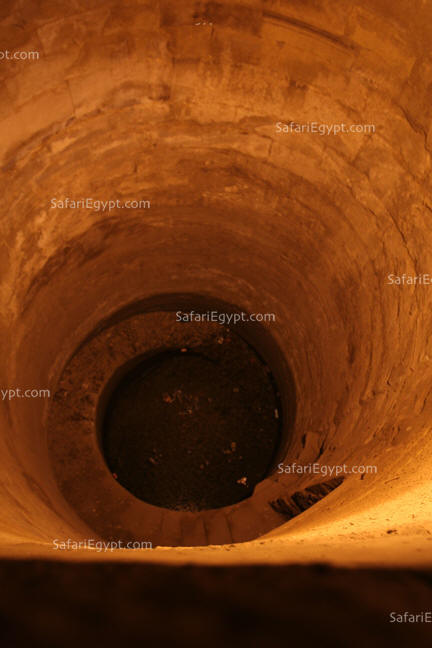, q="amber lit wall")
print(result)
[0,0,431,565]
